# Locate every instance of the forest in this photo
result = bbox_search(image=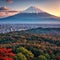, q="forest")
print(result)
[0,28,60,60]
